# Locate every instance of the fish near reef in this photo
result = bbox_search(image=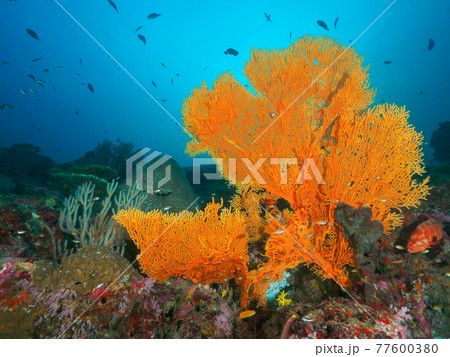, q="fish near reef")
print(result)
[26,28,39,40]
[138,34,146,45]
[147,13,161,20]
[407,219,443,253]
[87,83,94,93]
[107,0,118,13]
[224,48,239,56]
[317,20,329,31]
[428,38,435,51]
